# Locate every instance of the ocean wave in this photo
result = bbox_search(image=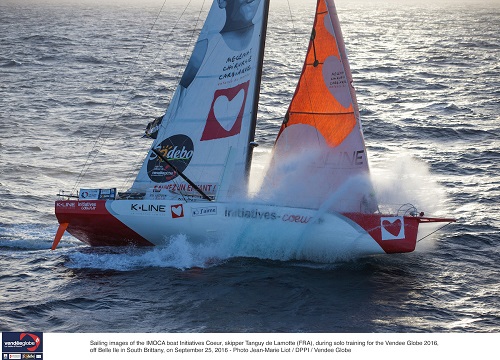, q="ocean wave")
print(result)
[400,125,493,141]
[74,55,107,65]
[1,59,23,67]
